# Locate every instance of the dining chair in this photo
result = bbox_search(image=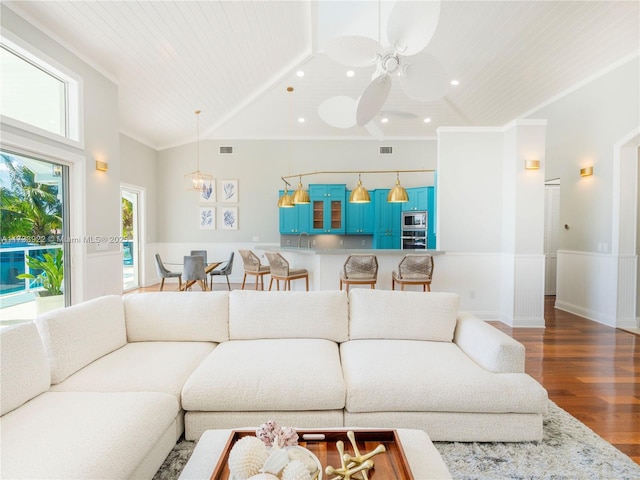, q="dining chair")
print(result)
[392,254,434,292]
[340,254,378,292]
[209,252,234,290]
[238,250,270,290]
[190,250,208,266]
[182,255,208,291]
[154,254,182,291]
[265,252,309,291]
